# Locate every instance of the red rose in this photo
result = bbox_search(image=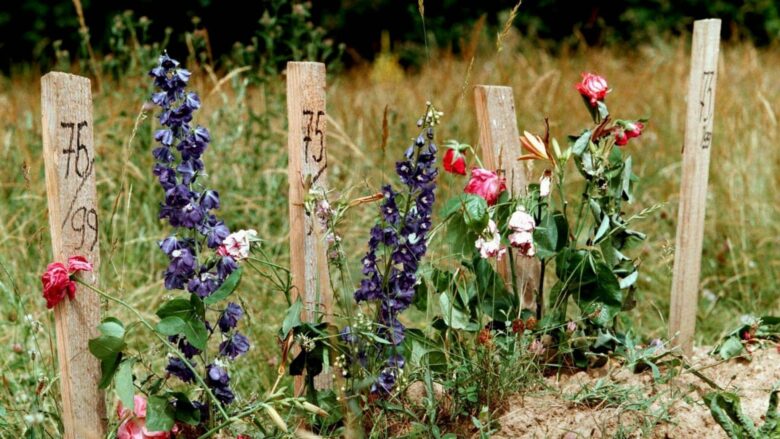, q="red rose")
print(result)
[576,72,609,107]
[464,168,506,206]
[624,121,644,139]
[41,255,93,309]
[614,129,629,146]
[442,148,466,175]
[67,255,93,274]
[41,263,76,309]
